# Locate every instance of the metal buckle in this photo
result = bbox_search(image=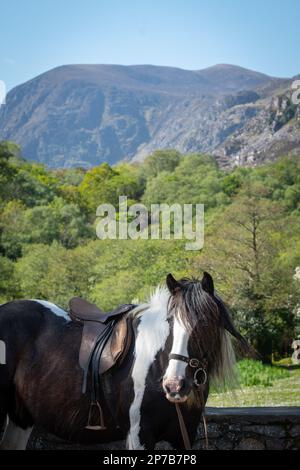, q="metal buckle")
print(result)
[189,358,200,368]
[193,368,207,387]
